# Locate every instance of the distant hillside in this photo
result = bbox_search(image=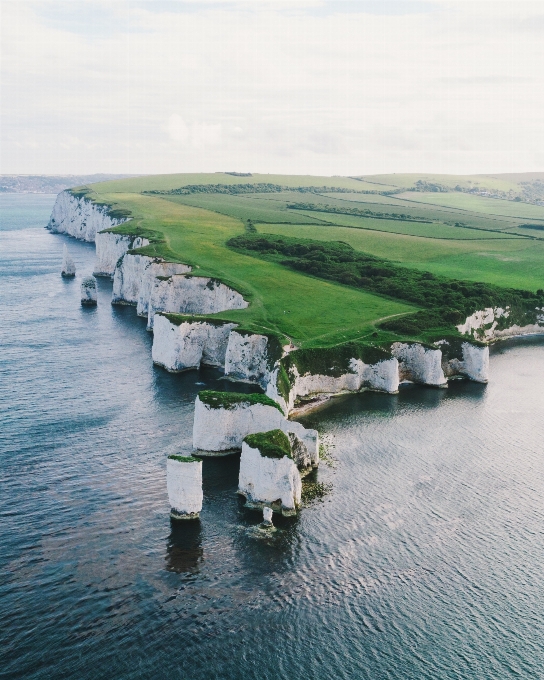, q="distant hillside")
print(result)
[0,174,138,194]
